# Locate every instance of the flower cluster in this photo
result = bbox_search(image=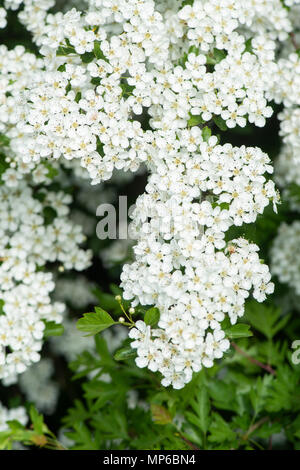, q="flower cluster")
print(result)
[2,0,298,388]
[275,103,300,188]
[122,136,276,388]
[271,221,300,296]
[269,44,300,188]
[0,44,53,185]
[4,0,285,186]
[0,182,91,384]
[127,235,273,389]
